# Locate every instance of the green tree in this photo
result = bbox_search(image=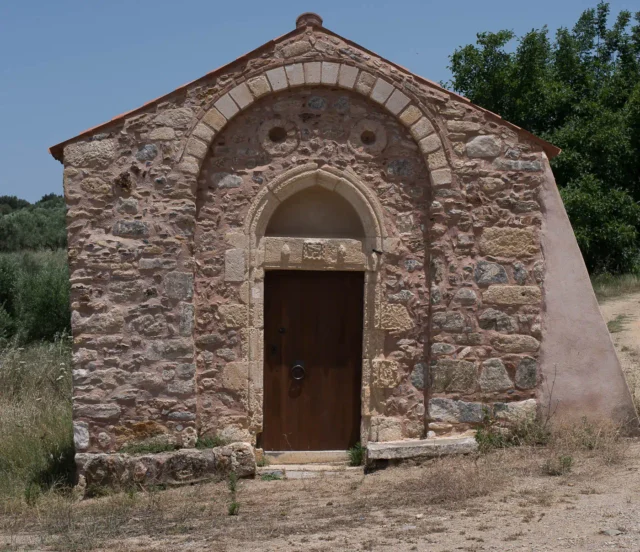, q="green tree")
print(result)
[446,2,640,273]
